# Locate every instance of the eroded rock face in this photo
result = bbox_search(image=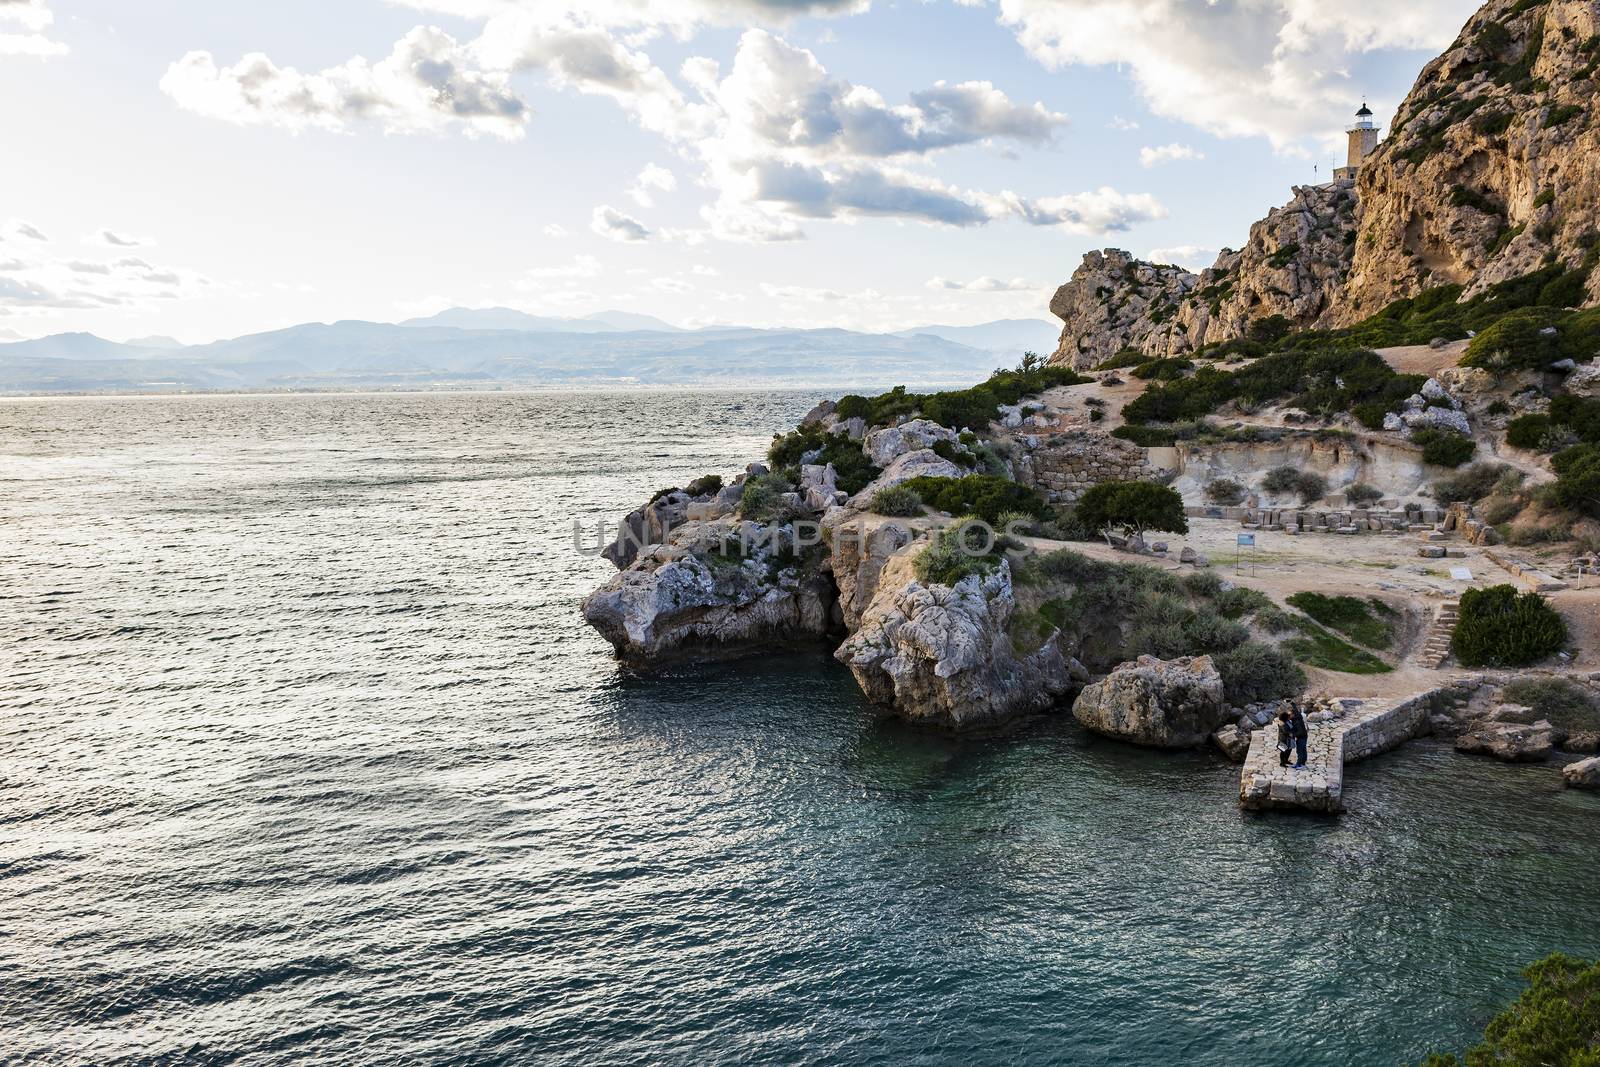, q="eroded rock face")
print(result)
[582,519,836,667]
[1455,720,1557,762]
[847,449,964,508]
[863,419,960,467]
[1071,654,1229,748]
[824,512,915,630]
[1564,756,1600,790]
[835,549,1081,729]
